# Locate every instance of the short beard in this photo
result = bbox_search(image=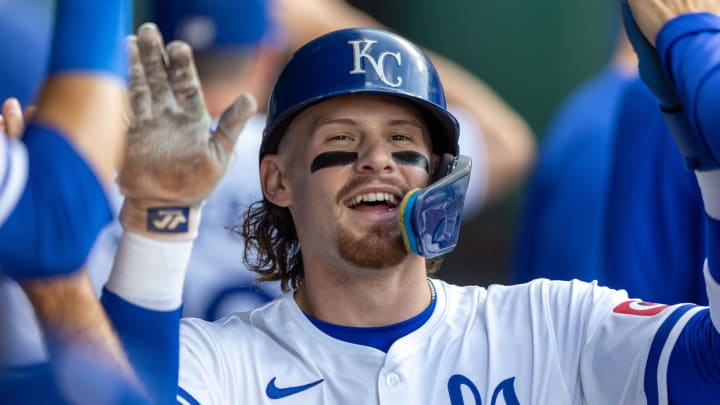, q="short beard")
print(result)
[337,221,407,269]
